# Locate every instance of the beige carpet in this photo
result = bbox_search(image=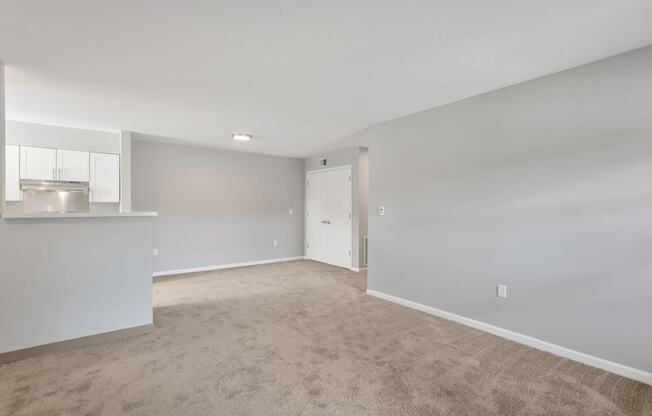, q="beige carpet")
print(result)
[1,260,650,415]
